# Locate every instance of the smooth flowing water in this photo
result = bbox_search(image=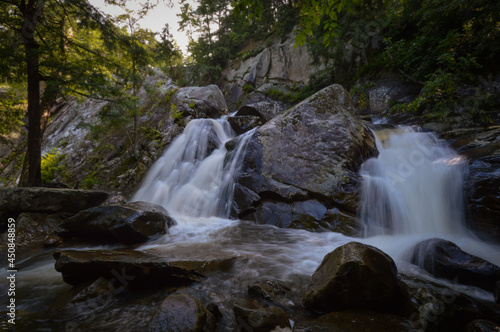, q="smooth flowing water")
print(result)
[358,126,500,268]
[132,120,500,299]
